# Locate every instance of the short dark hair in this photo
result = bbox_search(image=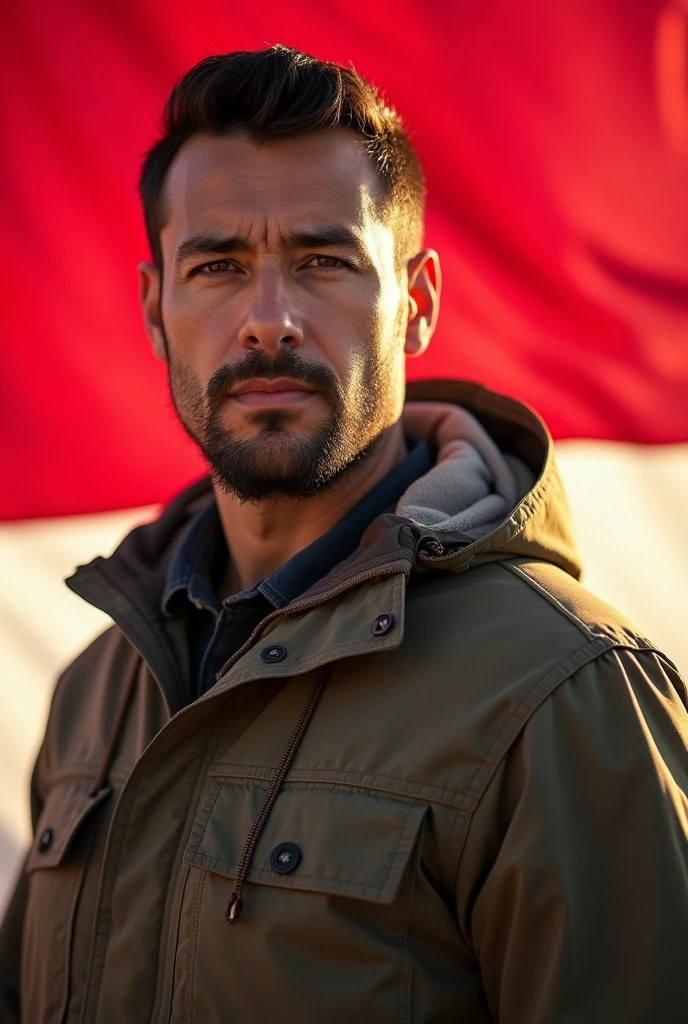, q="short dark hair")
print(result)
[139,45,425,269]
